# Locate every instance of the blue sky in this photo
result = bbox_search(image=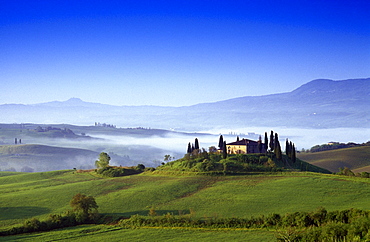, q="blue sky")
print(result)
[1,0,369,106]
